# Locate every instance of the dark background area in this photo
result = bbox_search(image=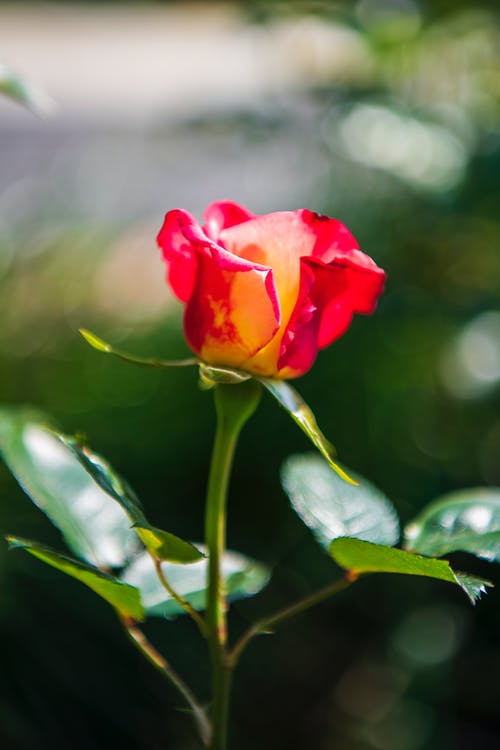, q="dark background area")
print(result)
[1,1,500,748]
